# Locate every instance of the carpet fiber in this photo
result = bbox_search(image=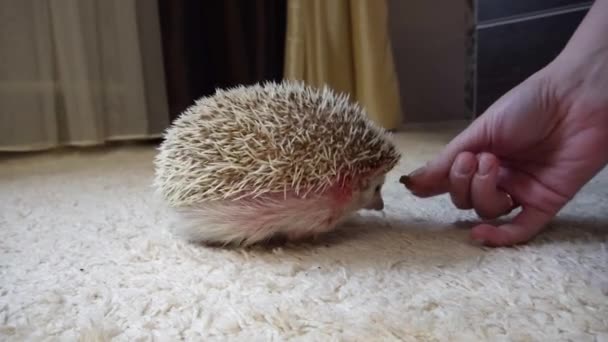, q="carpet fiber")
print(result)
[1,125,607,341]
